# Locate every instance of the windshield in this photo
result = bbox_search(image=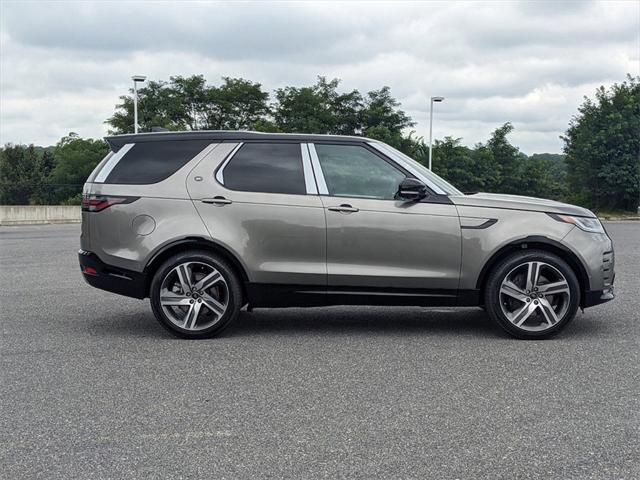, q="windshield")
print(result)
[369,142,463,196]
